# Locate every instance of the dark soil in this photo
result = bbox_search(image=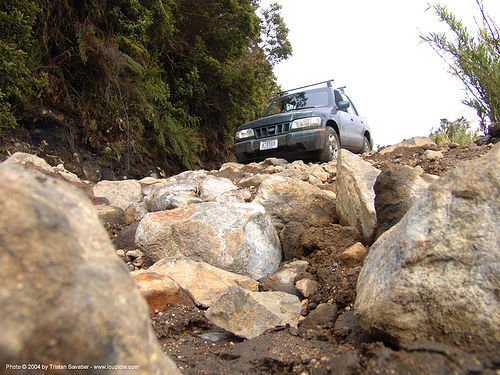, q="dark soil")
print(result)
[364,143,492,176]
